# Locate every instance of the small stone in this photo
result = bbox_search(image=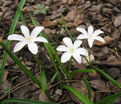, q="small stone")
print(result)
[92,46,101,52]
[107,68,121,79]
[114,15,121,27]
[108,41,118,48]
[101,47,109,54]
